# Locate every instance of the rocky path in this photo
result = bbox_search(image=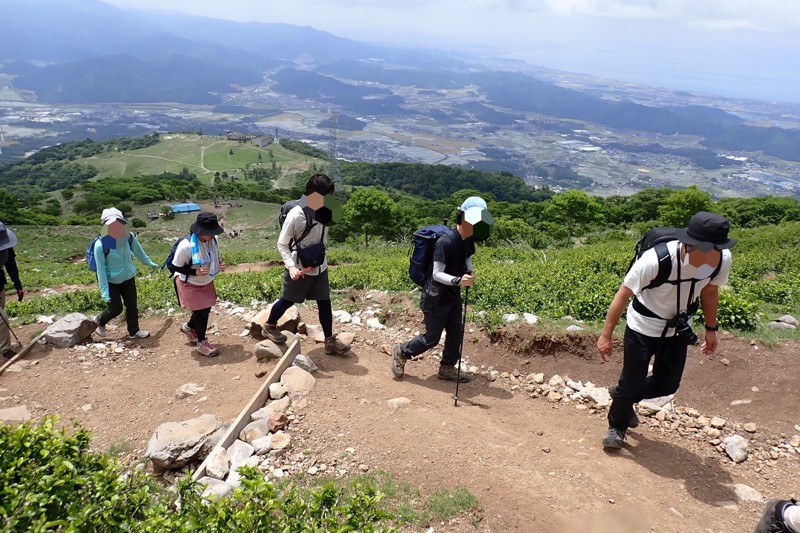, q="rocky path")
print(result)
[1,296,798,532]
